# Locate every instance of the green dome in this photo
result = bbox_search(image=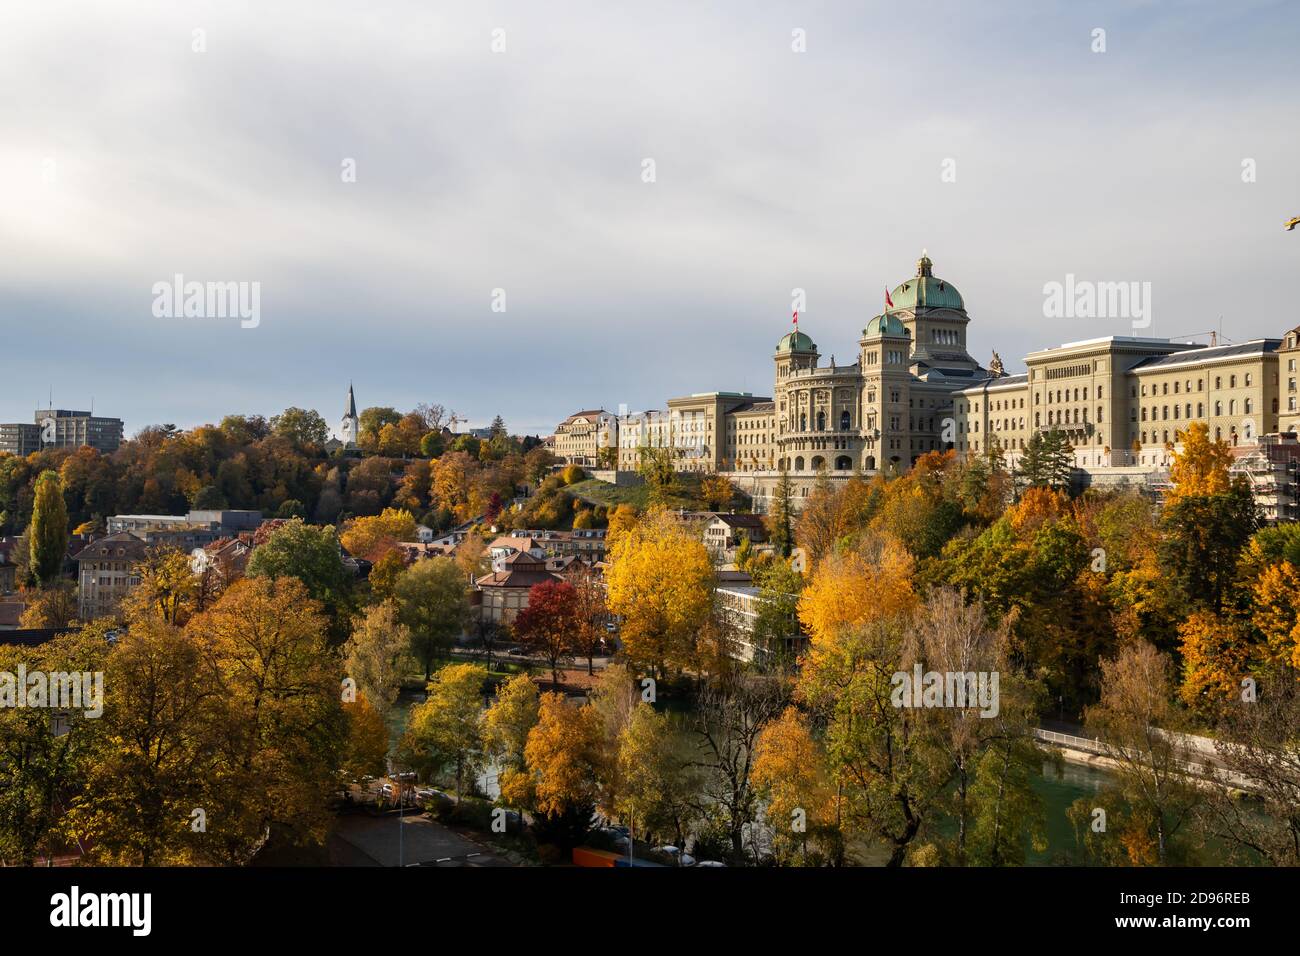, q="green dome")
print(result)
[887,254,964,312]
[864,313,907,337]
[776,329,817,353]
